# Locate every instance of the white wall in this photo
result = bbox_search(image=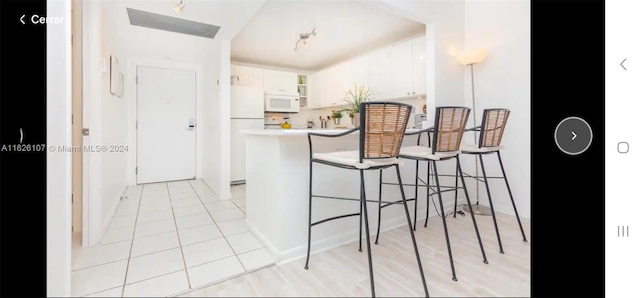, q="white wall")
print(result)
[217,41,232,200]
[98,2,129,225]
[47,0,72,295]
[463,0,531,218]
[99,1,262,202]
[201,40,234,200]
[80,0,129,246]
